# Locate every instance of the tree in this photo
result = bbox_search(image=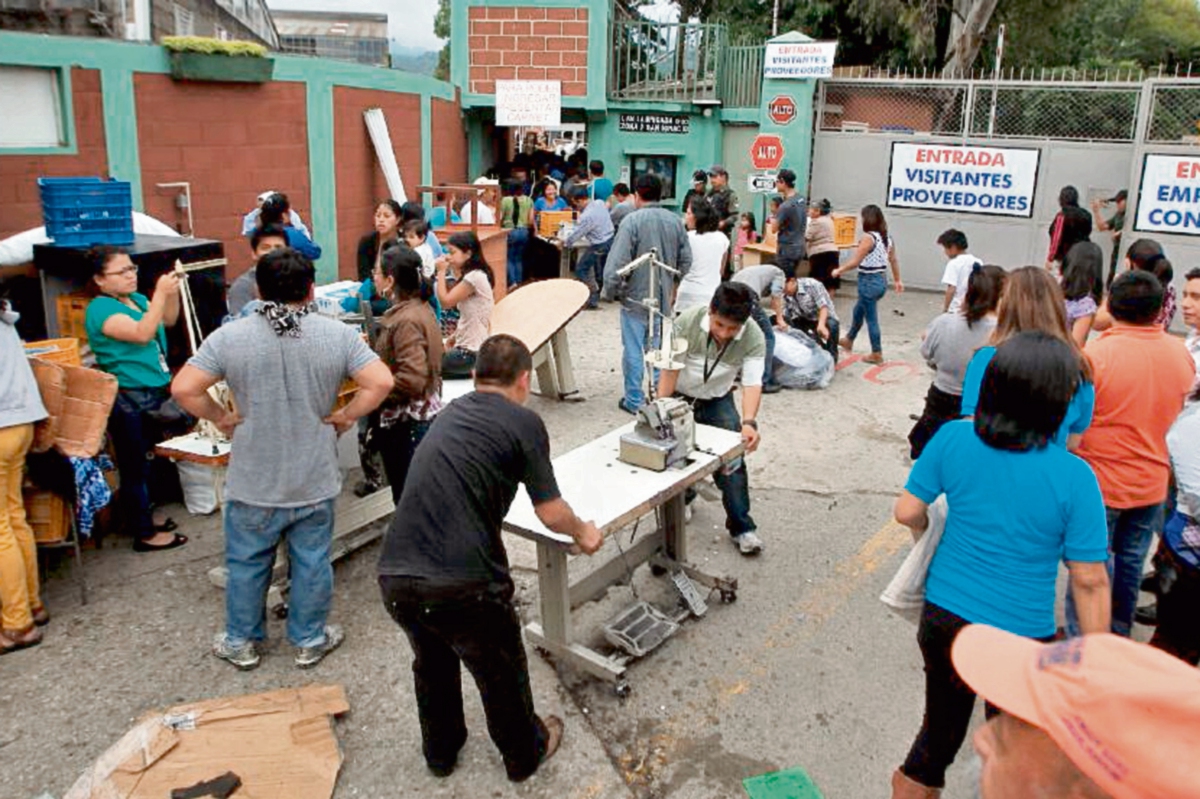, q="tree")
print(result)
[434,0,450,81]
